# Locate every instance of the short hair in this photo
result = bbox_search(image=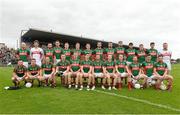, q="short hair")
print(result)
[55,40,60,43]
[118,54,124,57]
[76,42,80,45]
[48,42,52,45]
[31,58,36,61]
[150,42,155,45]
[34,40,39,44]
[21,42,26,45]
[139,44,143,46]
[146,54,151,57]
[129,42,133,45]
[118,41,123,43]
[158,55,163,58]
[133,56,137,58]
[18,59,22,62]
